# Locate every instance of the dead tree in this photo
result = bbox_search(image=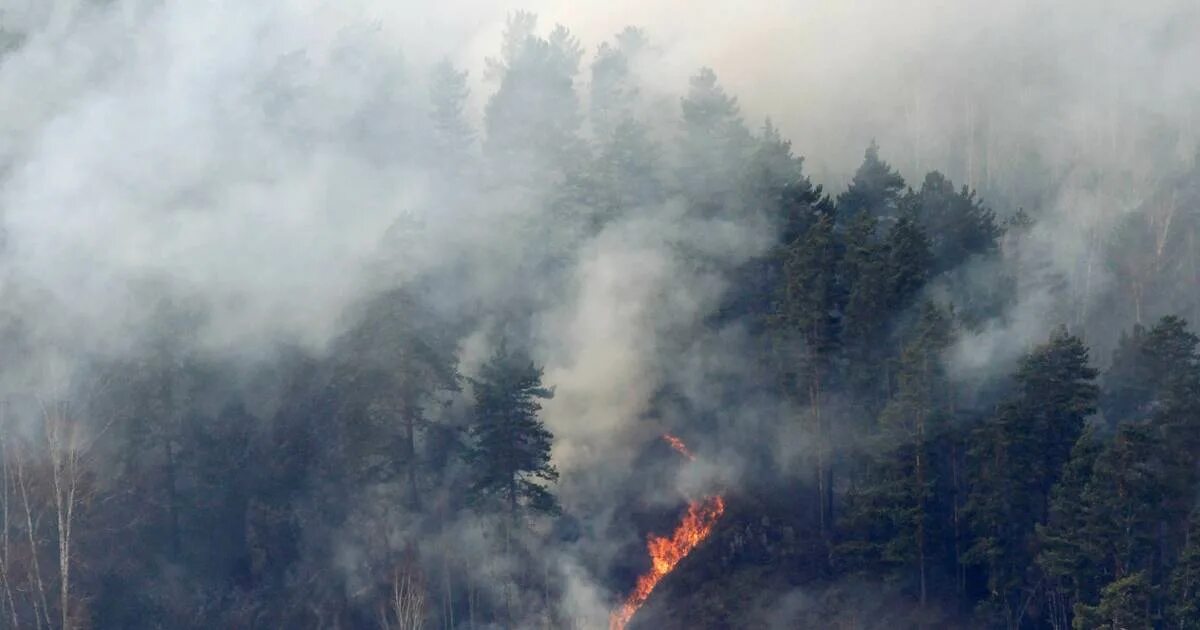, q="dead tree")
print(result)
[380,549,427,630]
